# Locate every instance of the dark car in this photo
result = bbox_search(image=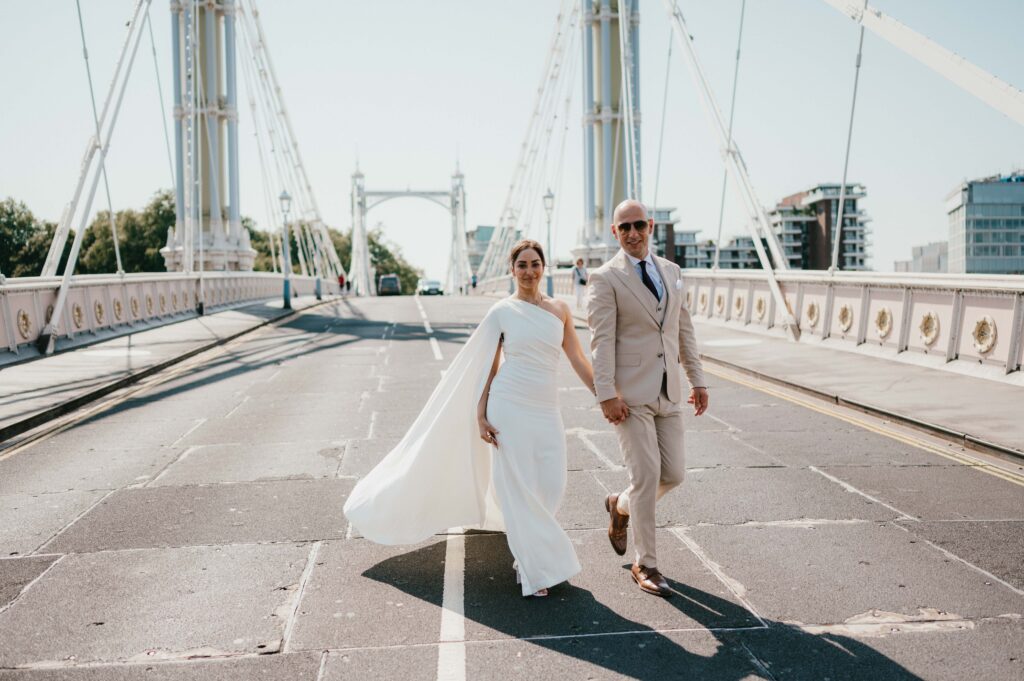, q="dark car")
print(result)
[417,279,444,296]
[378,274,401,296]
